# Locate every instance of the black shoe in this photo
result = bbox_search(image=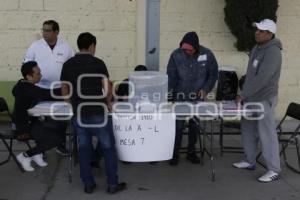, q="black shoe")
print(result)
[169,156,179,166]
[84,183,96,194]
[186,154,200,164]
[107,182,127,194]
[55,146,69,156]
[91,161,100,168]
